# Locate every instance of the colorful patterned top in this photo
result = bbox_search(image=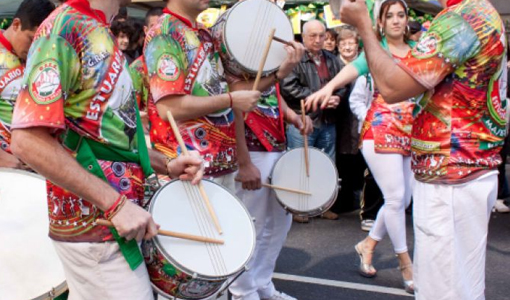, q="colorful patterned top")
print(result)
[144,9,236,176]
[11,0,146,242]
[398,0,507,184]
[355,39,416,155]
[243,84,286,152]
[0,31,23,153]
[129,55,148,111]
